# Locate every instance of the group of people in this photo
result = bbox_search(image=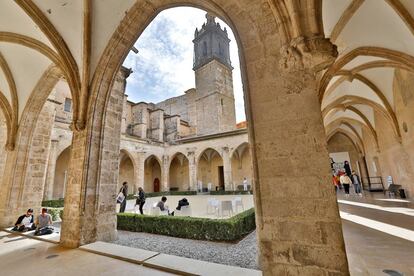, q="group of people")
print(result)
[333,167,363,197]
[155,196,189,216]
[118,181,145,213]
[117,181,189,215]
[12,207,54,236]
